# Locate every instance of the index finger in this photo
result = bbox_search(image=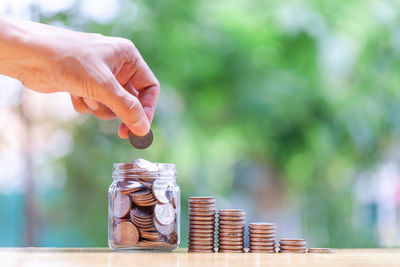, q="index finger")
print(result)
[130,53,160,124]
